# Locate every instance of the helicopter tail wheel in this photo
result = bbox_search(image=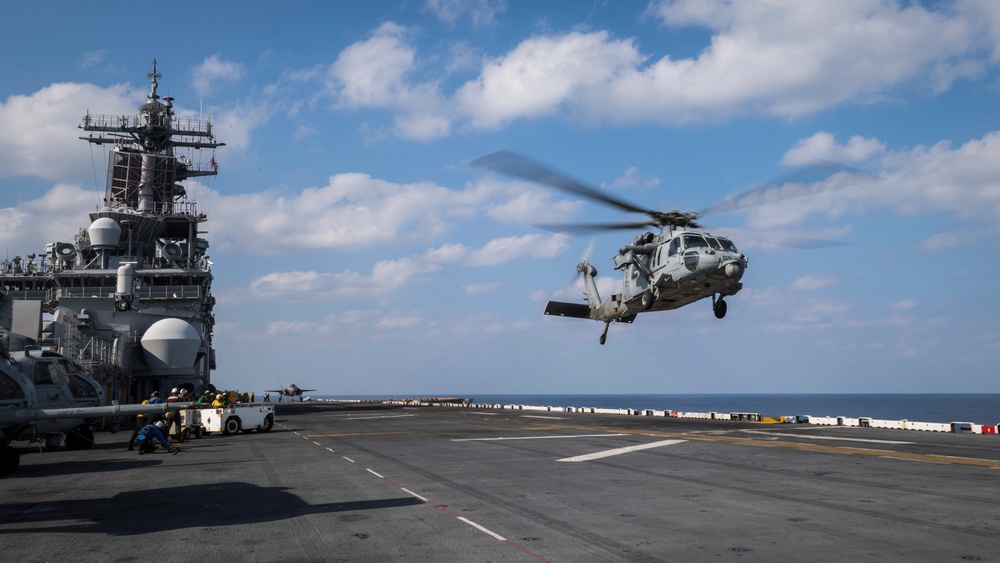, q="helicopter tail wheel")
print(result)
[640,291,655,311]
[713,298,728,319]
[600,322,610,345]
